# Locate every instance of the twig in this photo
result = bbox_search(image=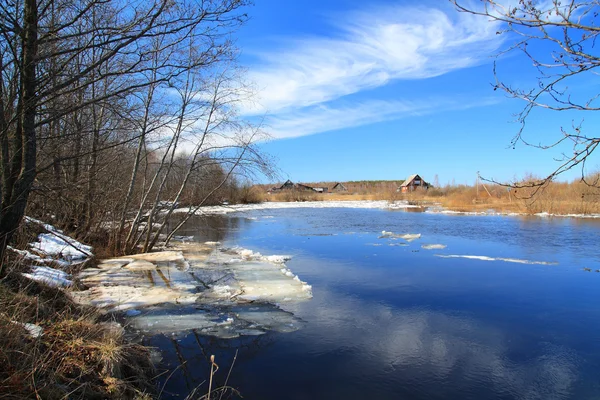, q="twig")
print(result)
[218,349,238,400]
[207,354,219,400]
